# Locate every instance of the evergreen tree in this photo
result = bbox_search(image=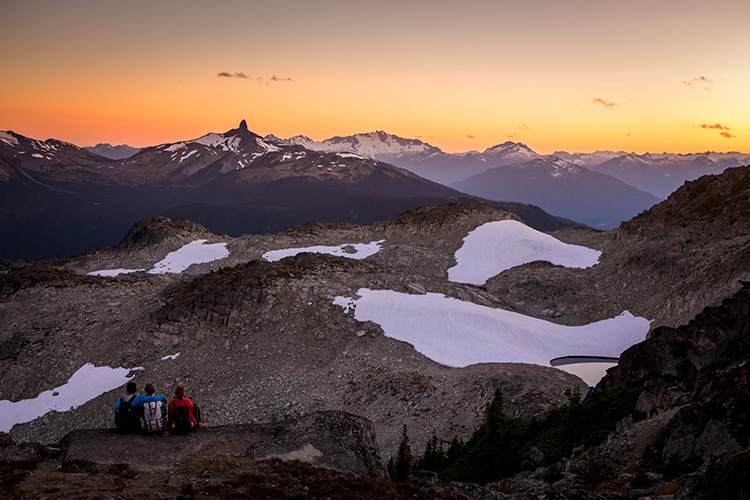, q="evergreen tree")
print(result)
[388,424,413,482]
